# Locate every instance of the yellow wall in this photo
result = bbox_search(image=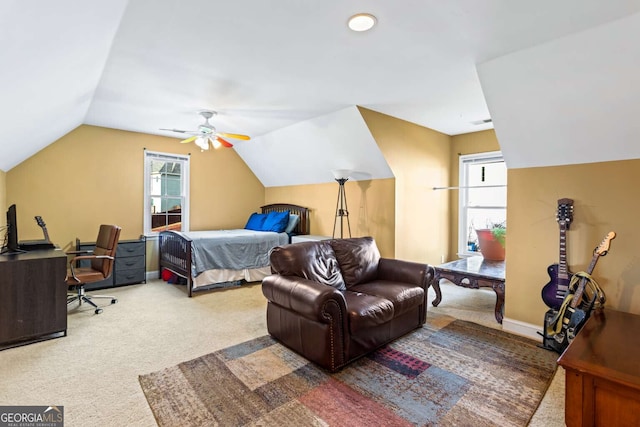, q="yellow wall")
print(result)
[507,160,640,325]
[448,130,502,260]
[6,125,264,270]
[359,107,450,264]
[265,179,396,257]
